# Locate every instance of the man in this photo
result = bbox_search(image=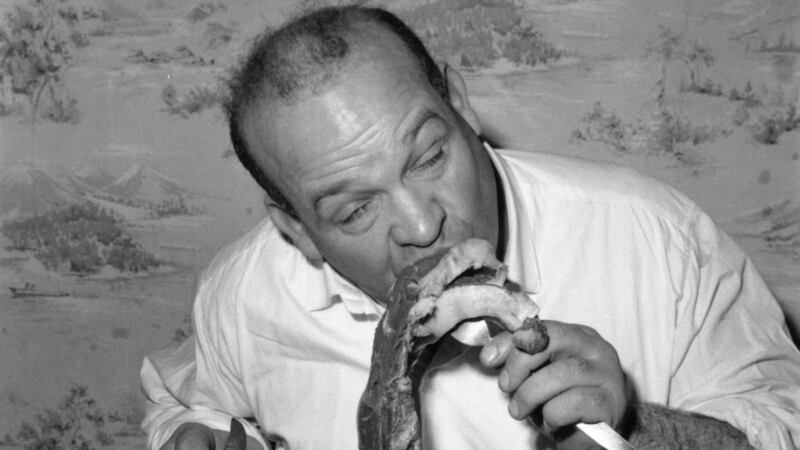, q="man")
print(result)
[141,5,800,449]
